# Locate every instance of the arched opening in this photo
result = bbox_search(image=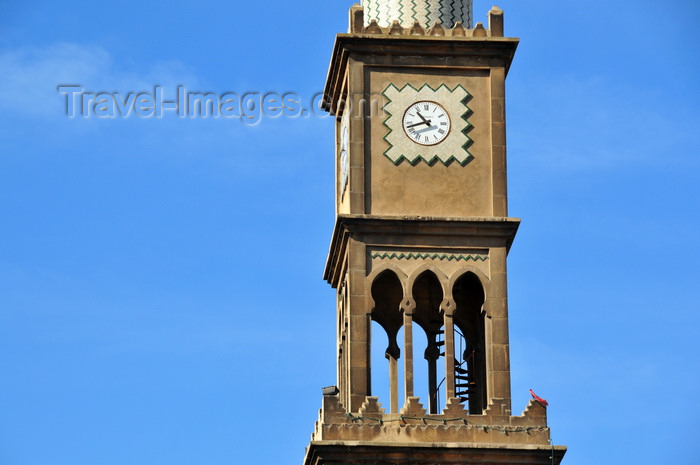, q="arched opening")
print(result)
[370,270,403,412]
[412,271,445,414]
[452,272,487,414]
